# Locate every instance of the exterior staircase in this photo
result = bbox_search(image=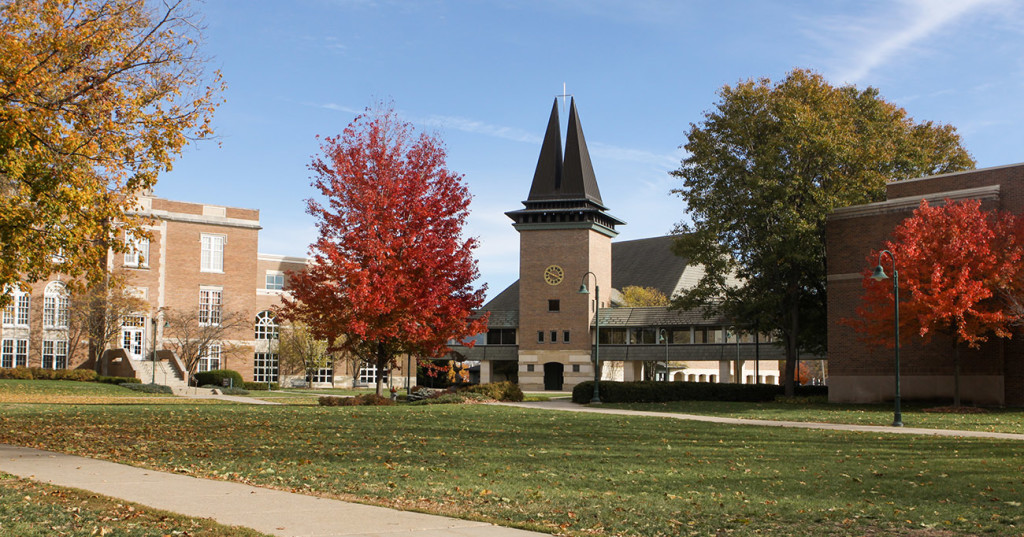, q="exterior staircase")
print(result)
[133,359,187,389]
